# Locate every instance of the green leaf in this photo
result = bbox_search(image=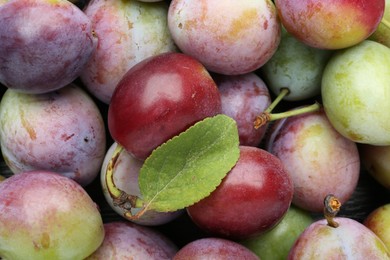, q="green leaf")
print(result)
[138,114,240,212]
